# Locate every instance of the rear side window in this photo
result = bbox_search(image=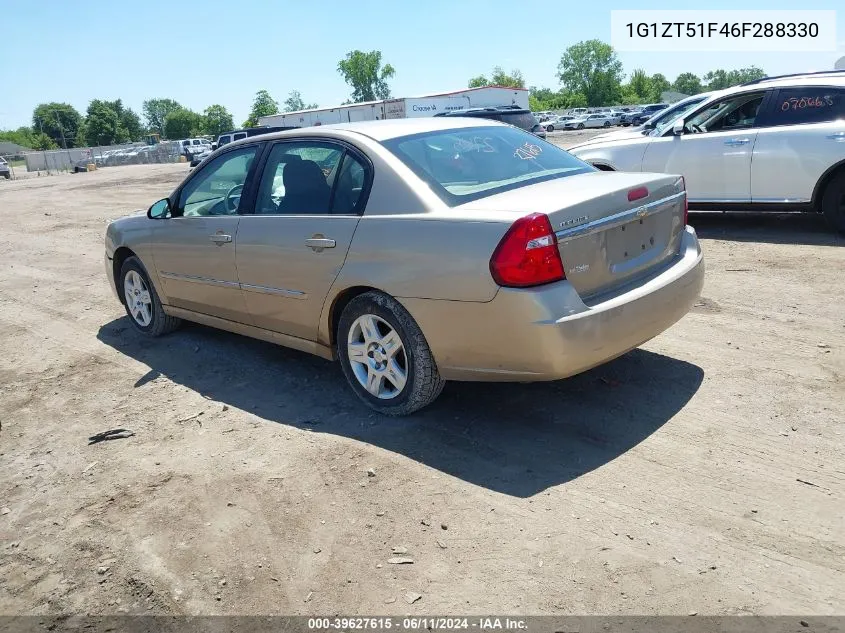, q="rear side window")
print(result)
[218,135,231,146]
[234,133,247,141]
[383,125,593,206]
[766,88,845,126]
